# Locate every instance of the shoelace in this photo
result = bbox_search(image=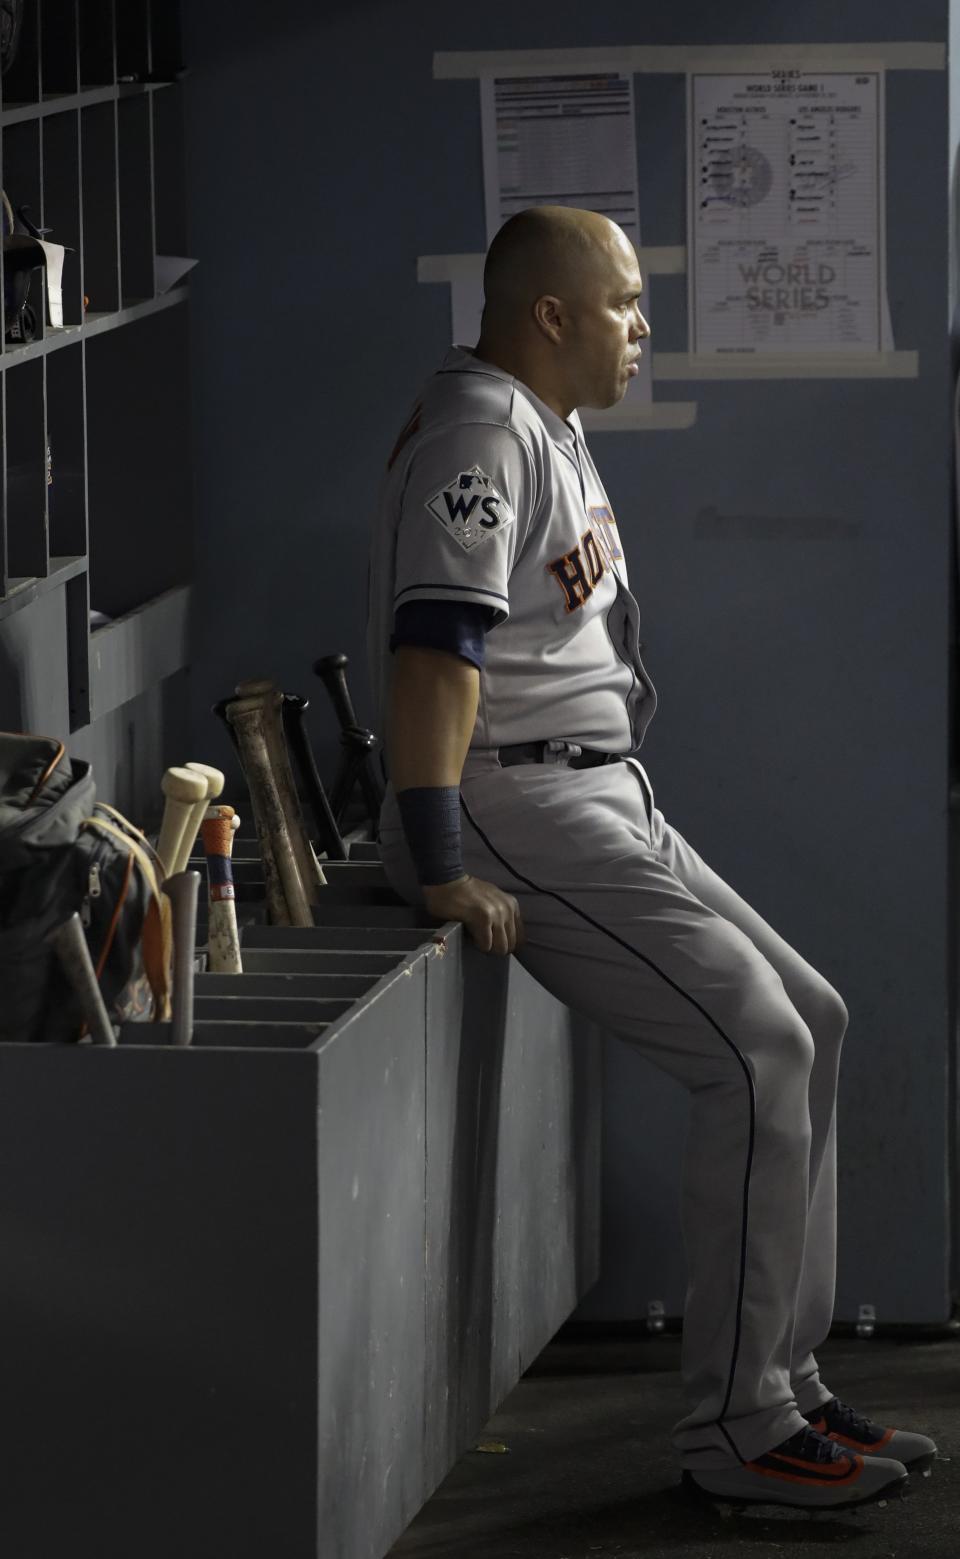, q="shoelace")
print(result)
[818,1397,877,1441]
[781,1424,848,1464]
